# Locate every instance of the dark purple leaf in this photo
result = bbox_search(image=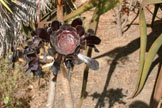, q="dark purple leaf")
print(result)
[83,36,101,45]
[88,45,99,52]
[31,31,36,36]
[87,29,95,35]
[36,28,50,41]
[52,55,62,75]
[76,25,85,36]
[51,20,61,31]
[71,18,82,27]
